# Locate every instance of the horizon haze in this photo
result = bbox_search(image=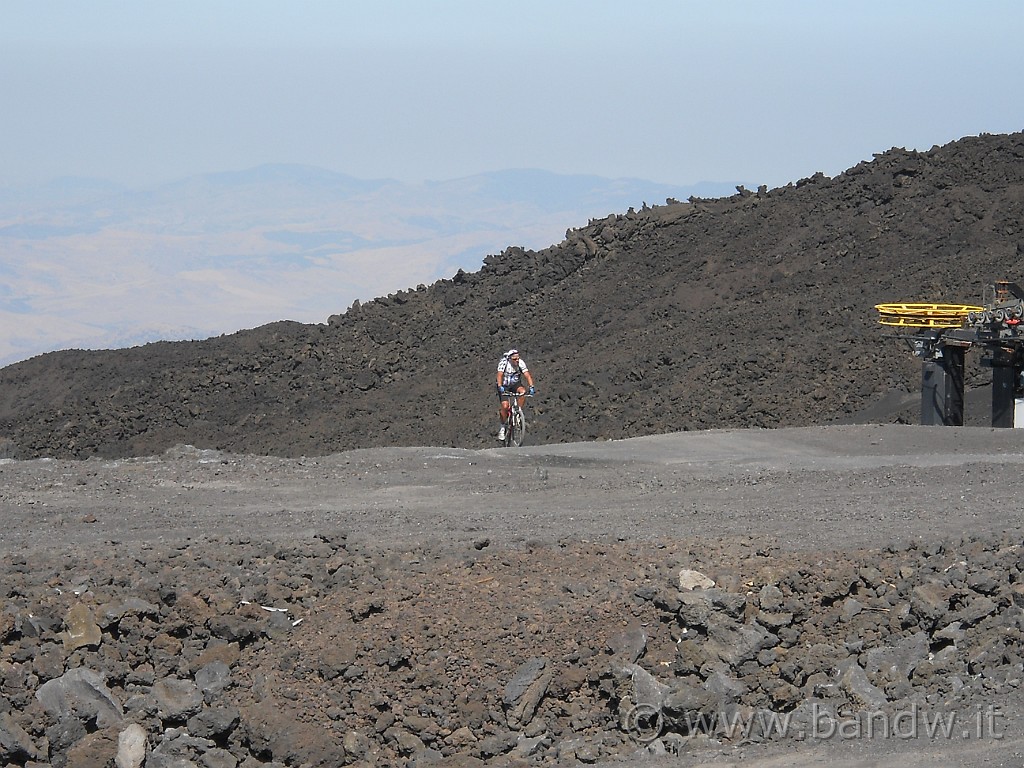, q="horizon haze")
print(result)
[0,165,733,368]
